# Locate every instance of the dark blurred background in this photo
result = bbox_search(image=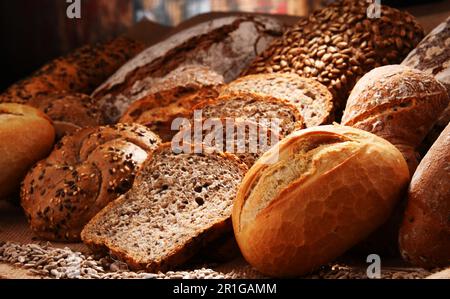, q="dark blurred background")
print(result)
[0,0,448,92]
